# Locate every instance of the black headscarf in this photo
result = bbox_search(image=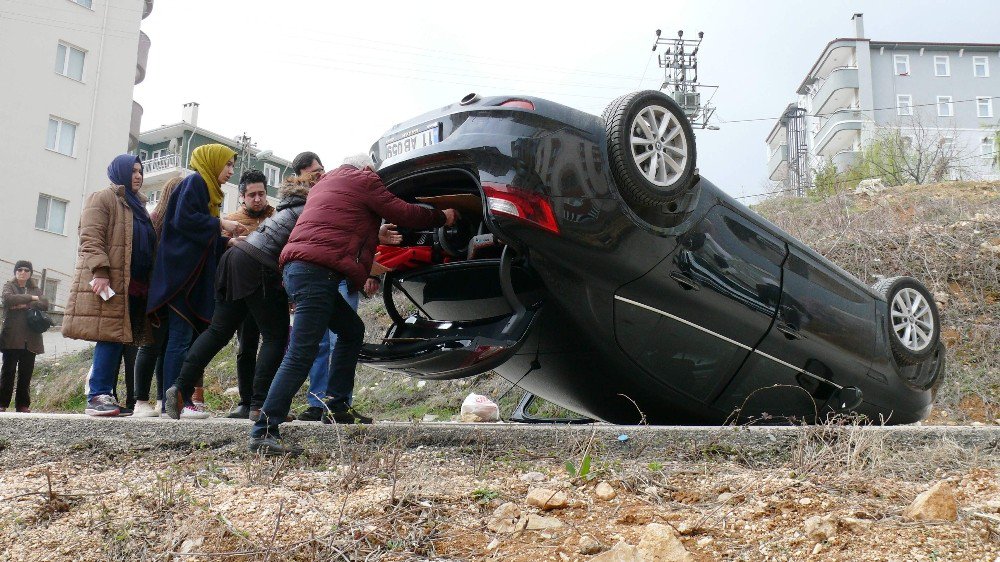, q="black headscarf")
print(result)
[107,154,155,284]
